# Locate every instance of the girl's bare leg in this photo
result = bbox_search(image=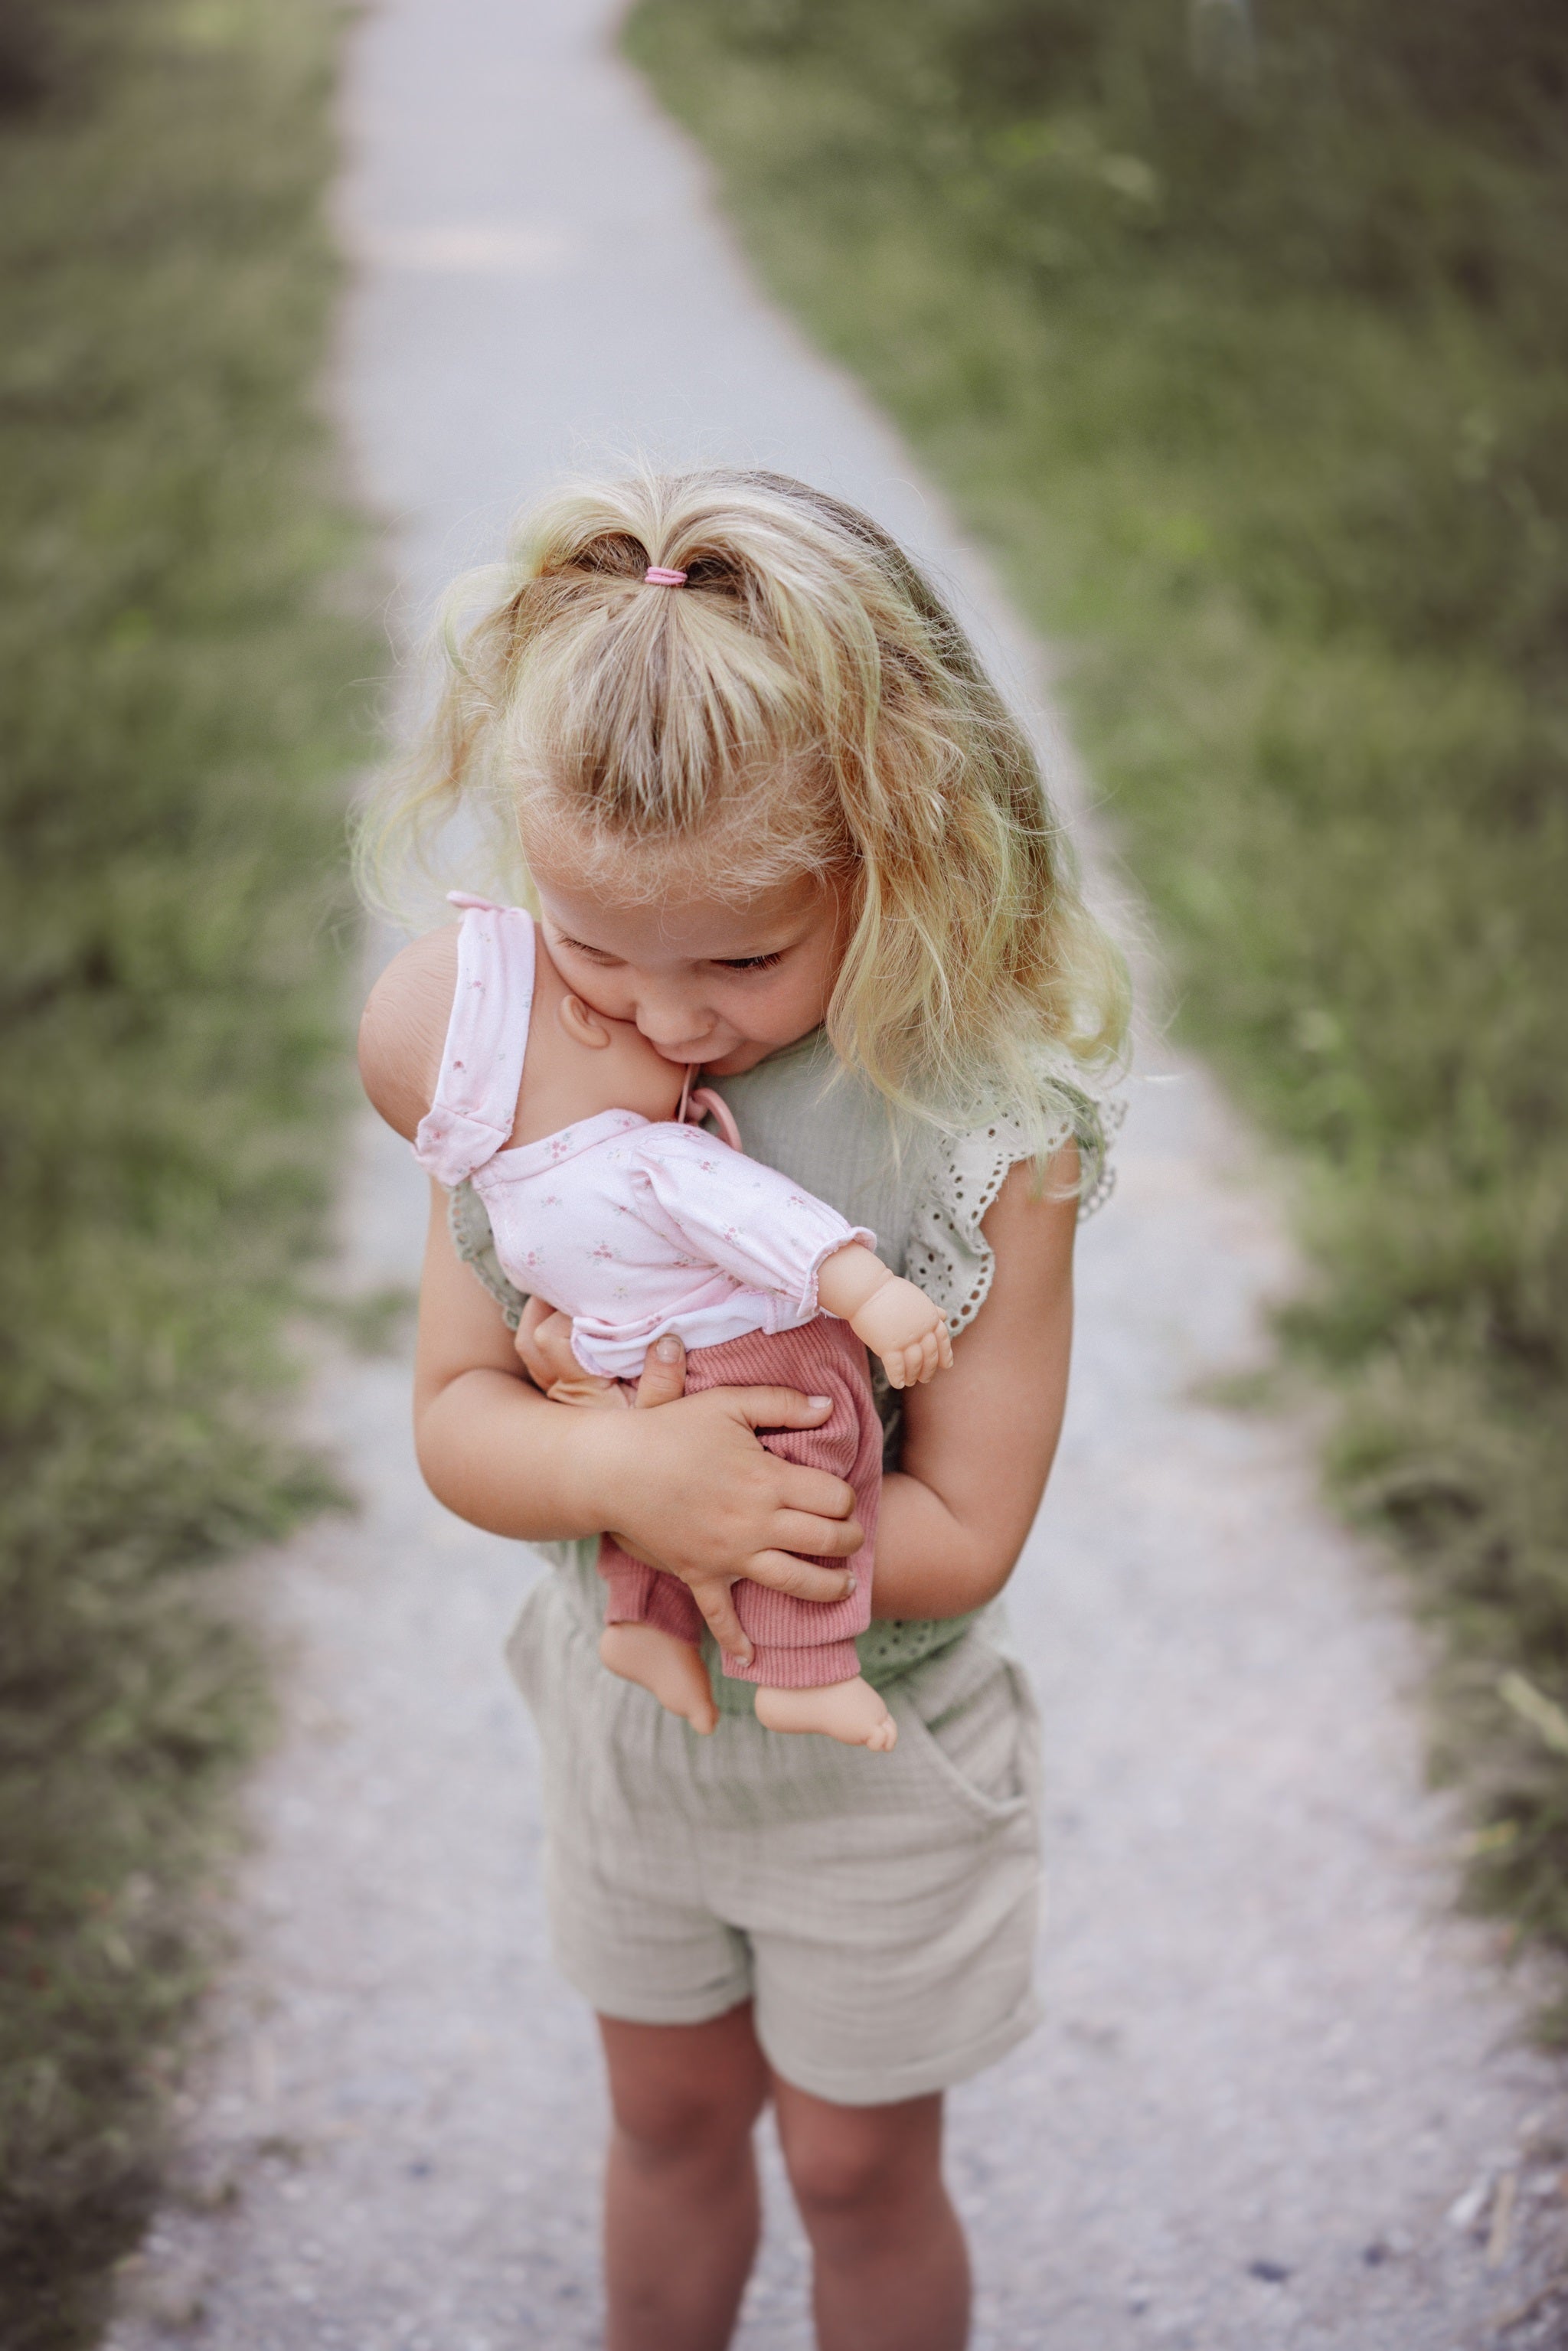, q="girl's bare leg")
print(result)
[773,2078,969,2351]
[599,2003,770,2351]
